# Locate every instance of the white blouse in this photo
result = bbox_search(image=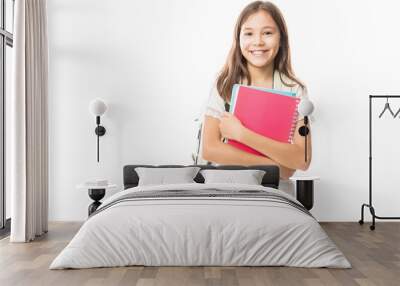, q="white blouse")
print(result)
[196,70,309,196]
[204,70,308,121]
